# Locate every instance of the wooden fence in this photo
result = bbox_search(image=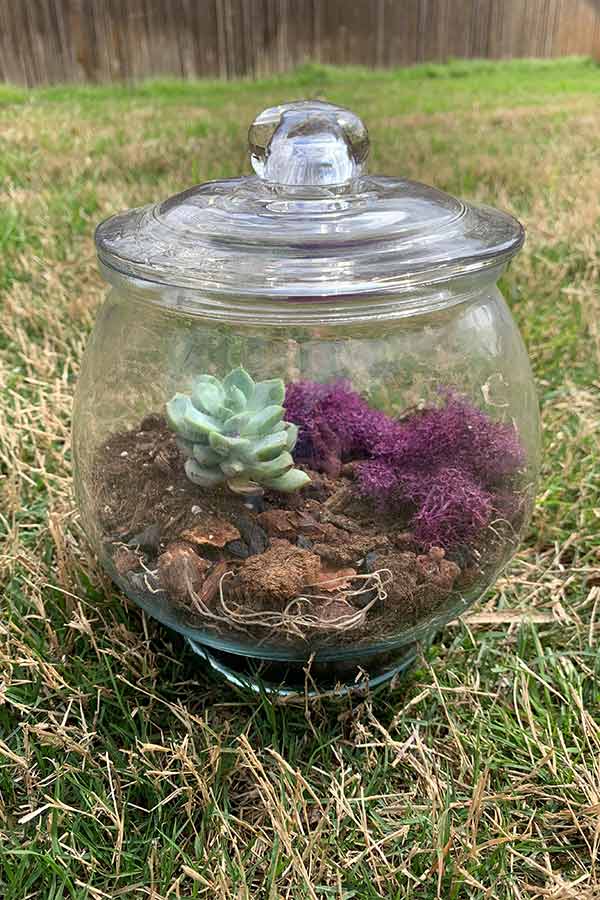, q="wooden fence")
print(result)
[1,0,600,86]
